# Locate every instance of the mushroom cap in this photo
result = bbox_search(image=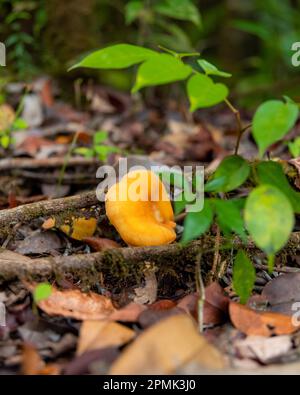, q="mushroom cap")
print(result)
[105,169,176,246]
